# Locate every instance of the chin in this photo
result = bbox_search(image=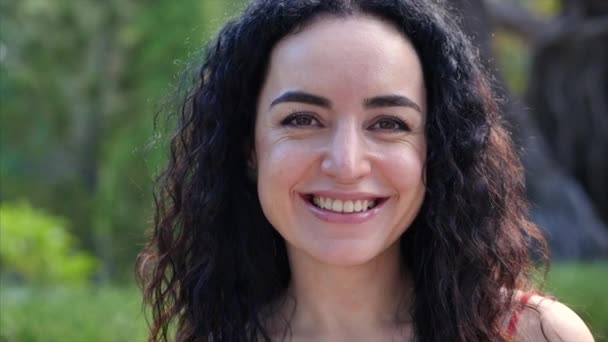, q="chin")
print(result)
[296,239,391,267]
